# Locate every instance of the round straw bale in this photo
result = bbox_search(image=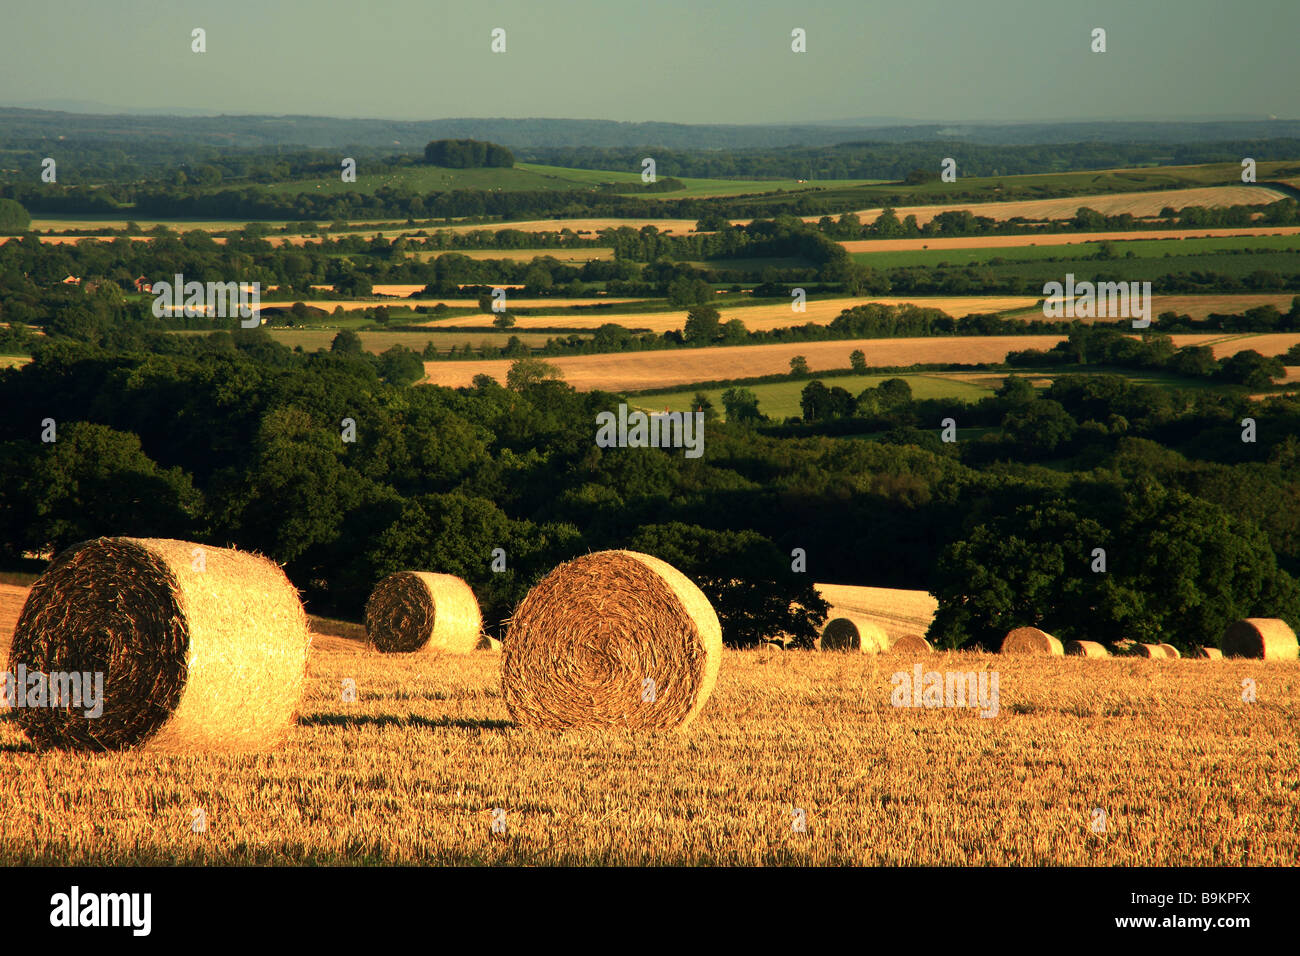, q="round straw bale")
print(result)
[820,616,888,653]
[475,635,502,652]
[760,640,785,653]
[1000,627,1064,655]
[886,633,933,654]
[502,550,723,730]
[1157,643,1181,659]
[1220,618,1299,660]
[1191,645,1223,659]
[365,571,481,654]
[8,537,309,752]
[1066,640,1110,658]
[1131,643,1167,658]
